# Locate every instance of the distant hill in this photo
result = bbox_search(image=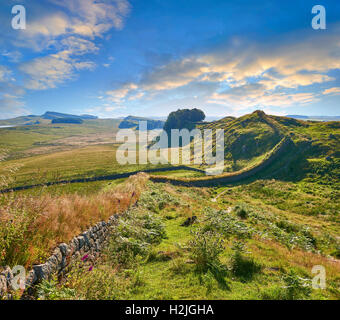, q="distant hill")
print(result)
[51,118,84,124]
[119,115,165,130]
[0,111,98,126]
[286,115,340,121]
[42,111,97,120]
